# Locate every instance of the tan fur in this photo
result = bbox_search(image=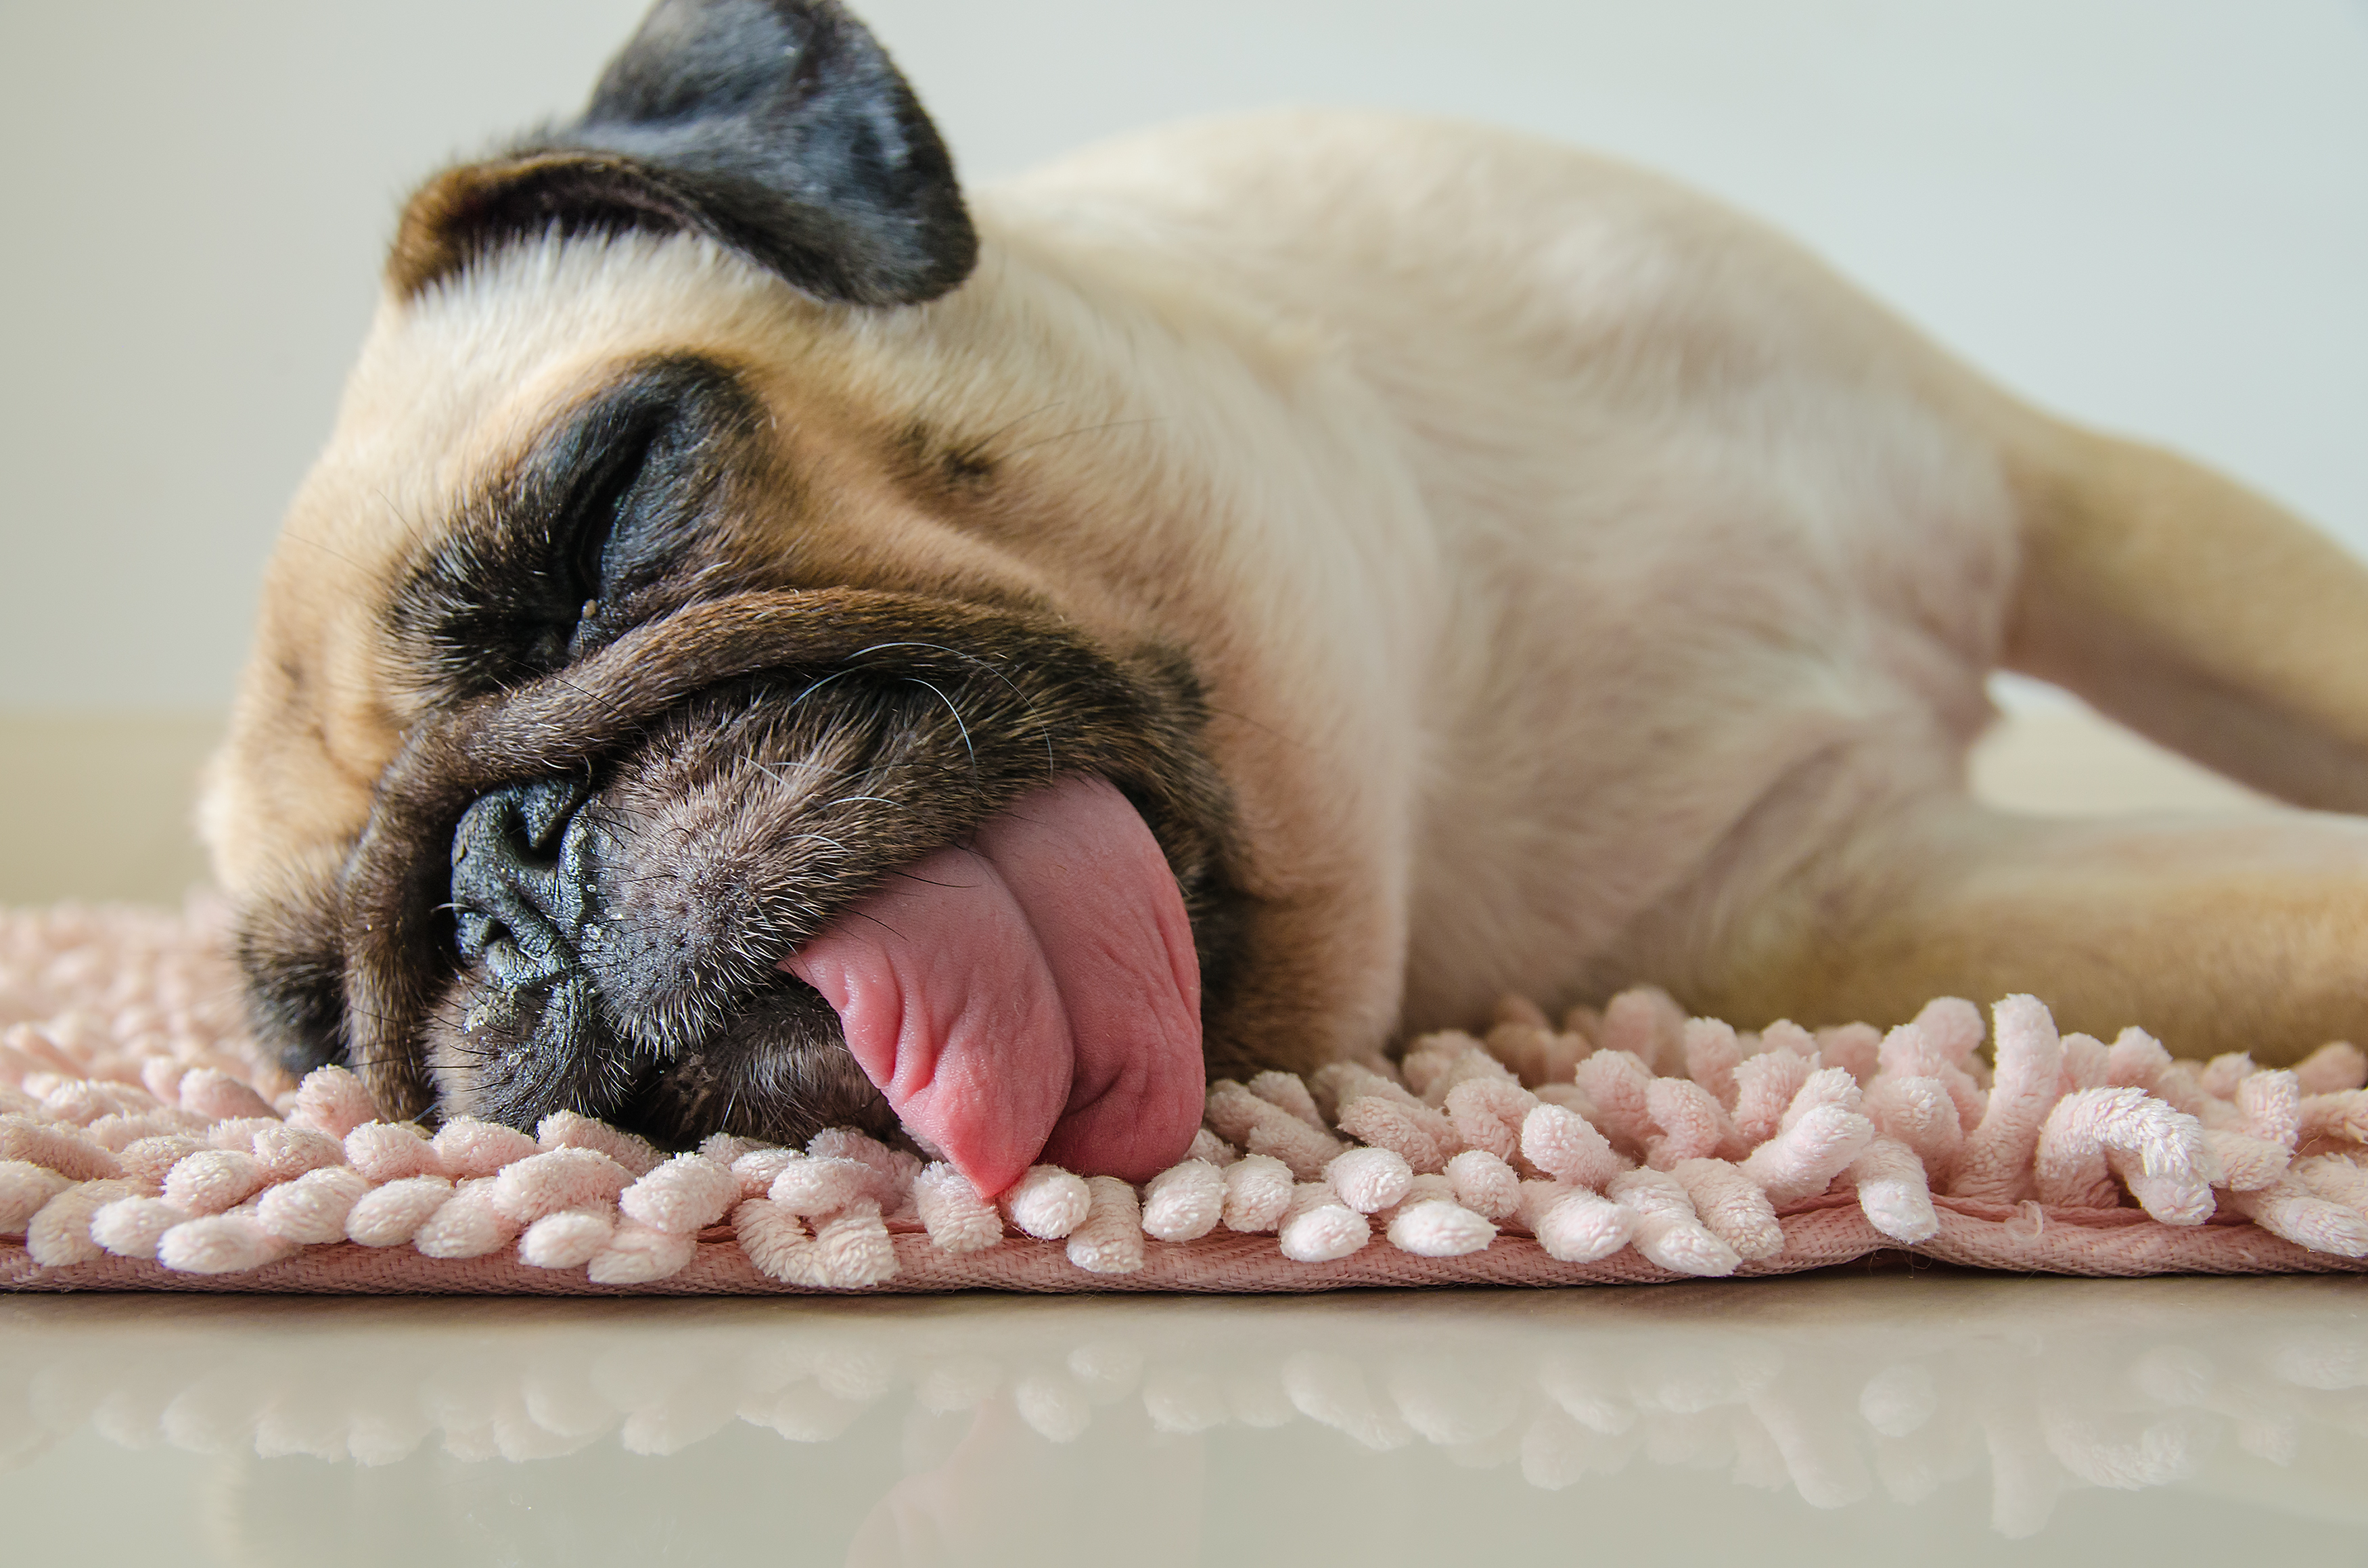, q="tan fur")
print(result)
[208,112,2368,1071]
